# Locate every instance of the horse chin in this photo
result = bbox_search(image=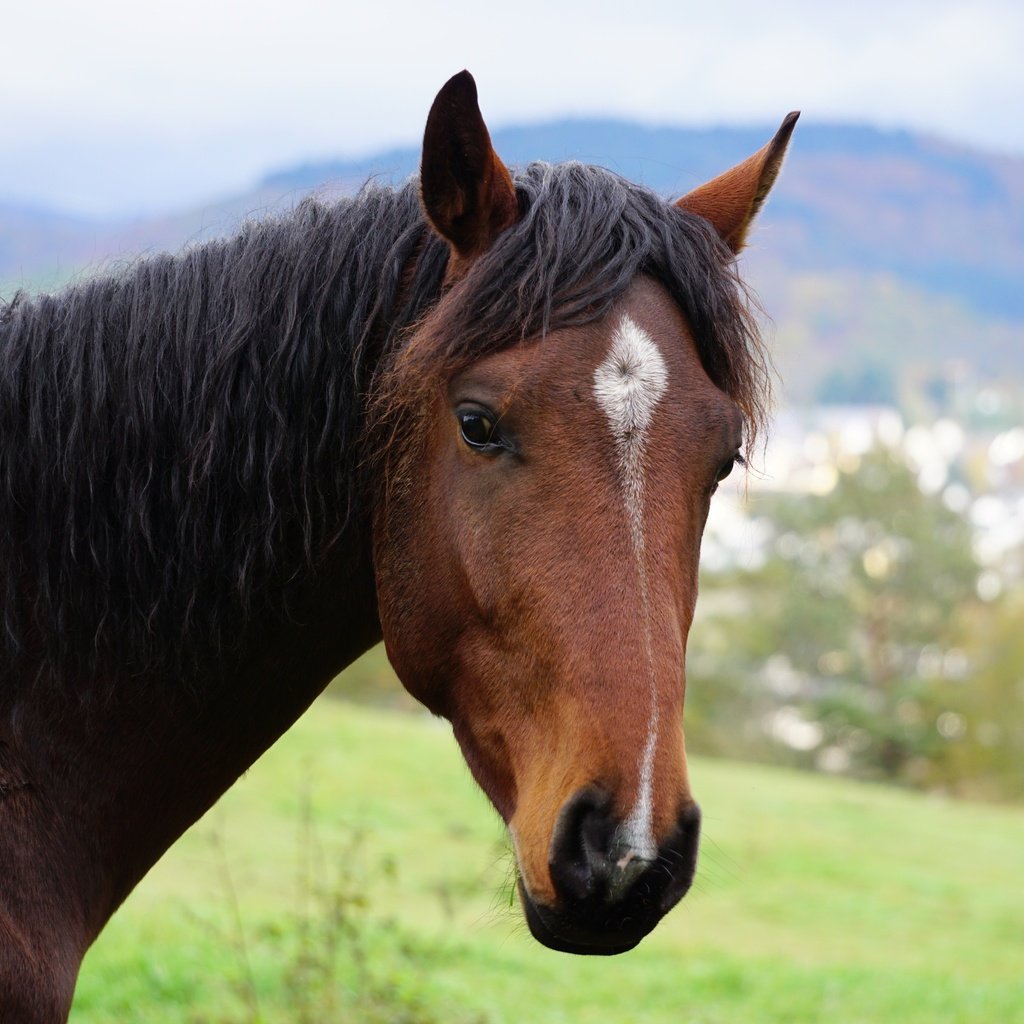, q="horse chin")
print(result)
[518,879,649,956]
